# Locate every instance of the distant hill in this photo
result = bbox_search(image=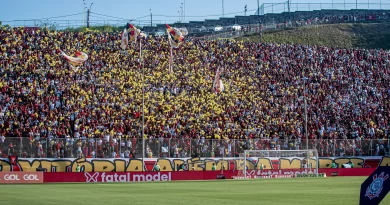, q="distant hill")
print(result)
[238,23,390,49]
